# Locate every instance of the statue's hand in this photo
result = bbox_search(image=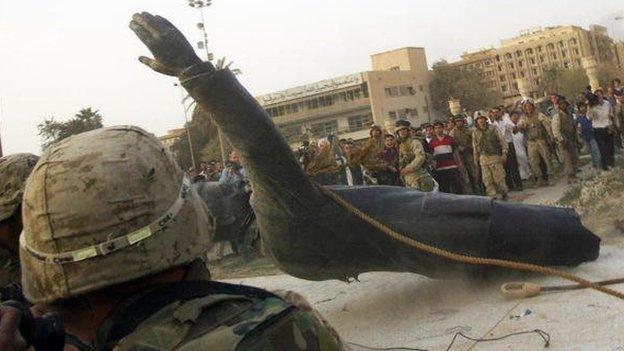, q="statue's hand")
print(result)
[129,12,202,76]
